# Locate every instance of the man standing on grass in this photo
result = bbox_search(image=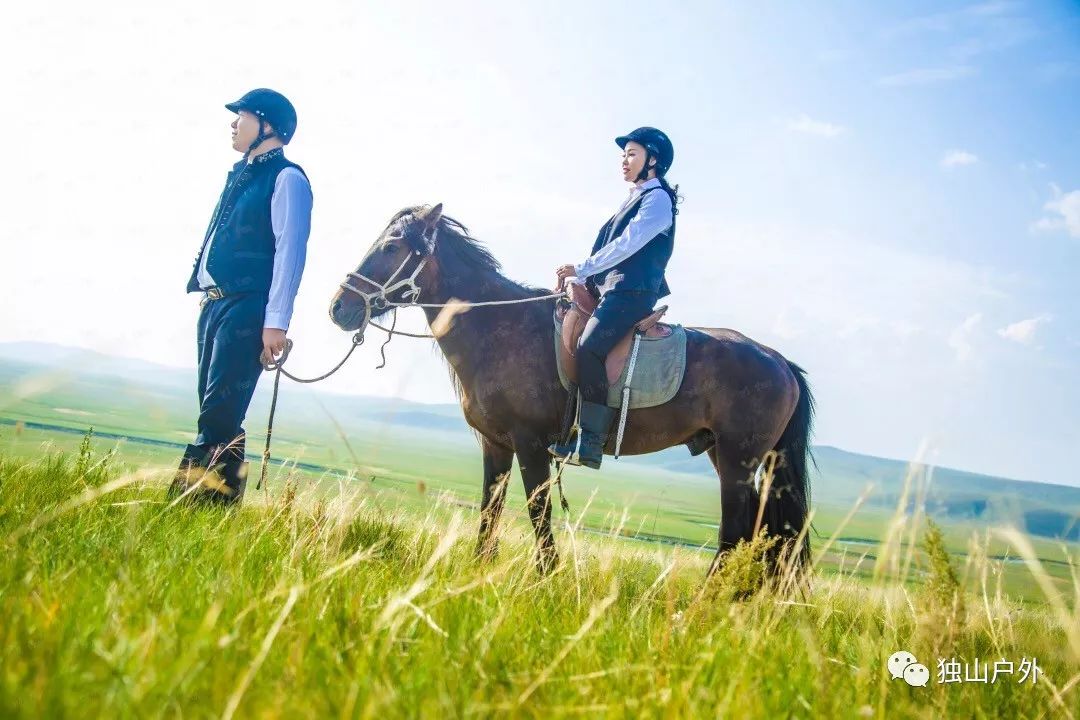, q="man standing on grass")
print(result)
[170,89,313,505]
